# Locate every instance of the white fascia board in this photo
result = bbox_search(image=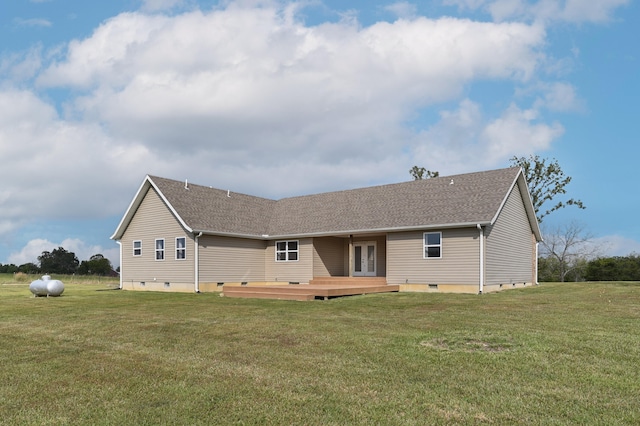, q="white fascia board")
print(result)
[259,222,493,240]
[110,175,193,240]
[489,168,542,242]
[147,177,193,235]
[192,222,491,241]
[110,176,152,240]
